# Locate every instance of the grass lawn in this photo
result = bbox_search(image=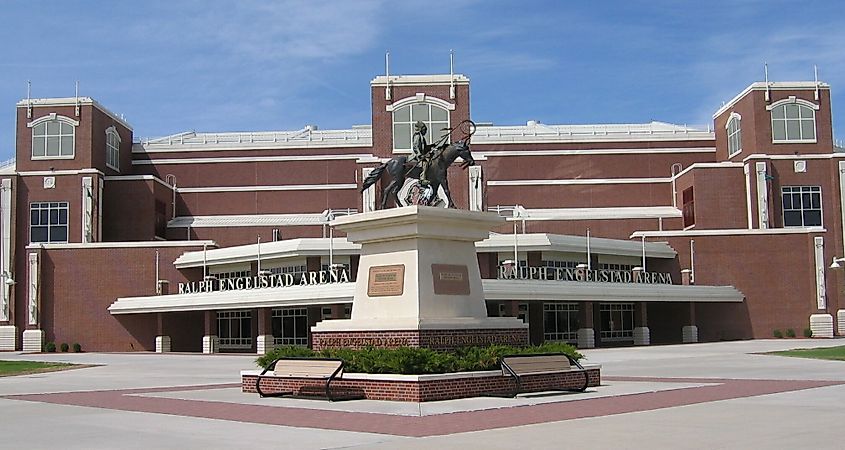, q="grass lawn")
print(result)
[0,360,80,377]
[770,346,845,361]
